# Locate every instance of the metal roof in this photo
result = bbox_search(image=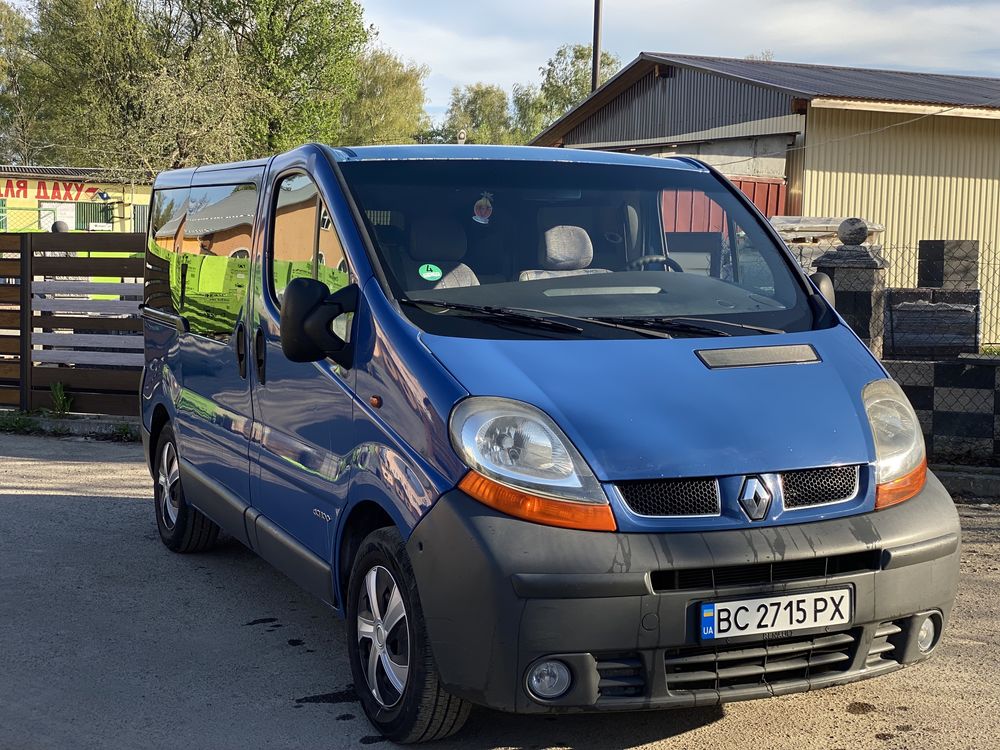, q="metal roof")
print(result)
[0,165,113,181]
[647,54,1000,109]
[533,53,1000,147]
